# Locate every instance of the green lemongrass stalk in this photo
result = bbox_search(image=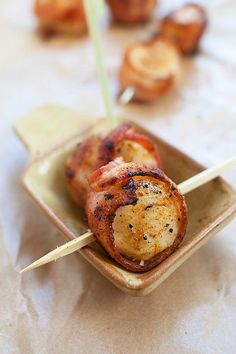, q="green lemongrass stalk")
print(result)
[83,0,117,129]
